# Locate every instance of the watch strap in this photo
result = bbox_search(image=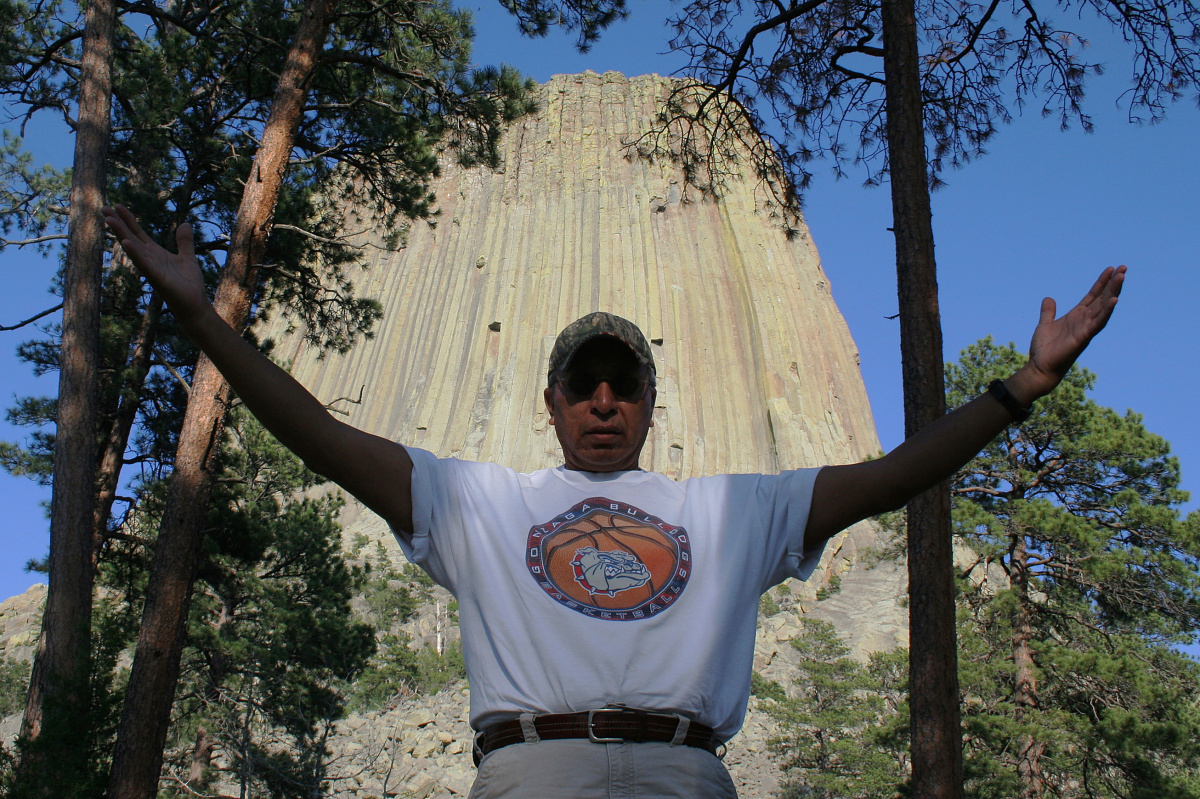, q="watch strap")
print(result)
[987,379,1033,423]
